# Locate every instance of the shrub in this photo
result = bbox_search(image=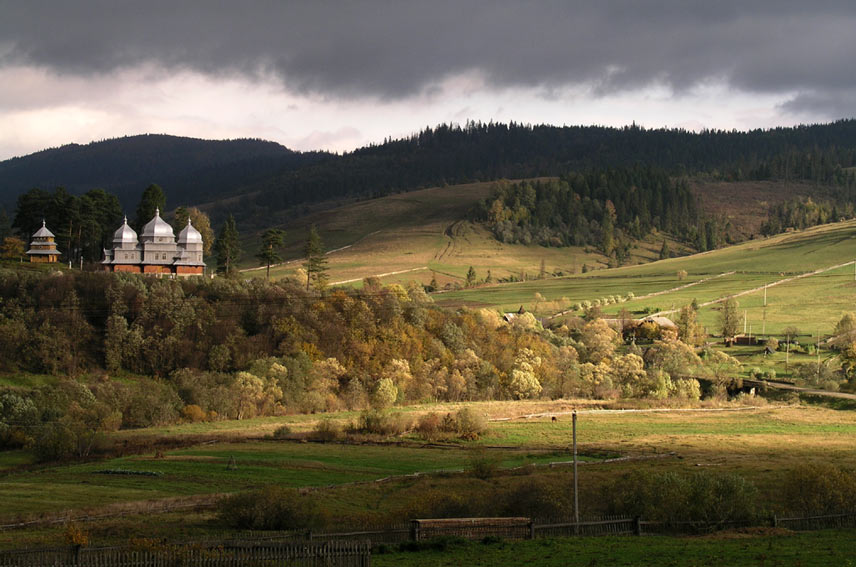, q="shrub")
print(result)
[415,412,444,441]
[348,409,411,437]
[218,487,323,530]
[468,448,499,479]
[602,470,759,524]
[502,477,573,520]
[272,424,291,439]
[454,407,487,440]
[782,463,856,514]
[309,419,340,442]
[181,404,207,423]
